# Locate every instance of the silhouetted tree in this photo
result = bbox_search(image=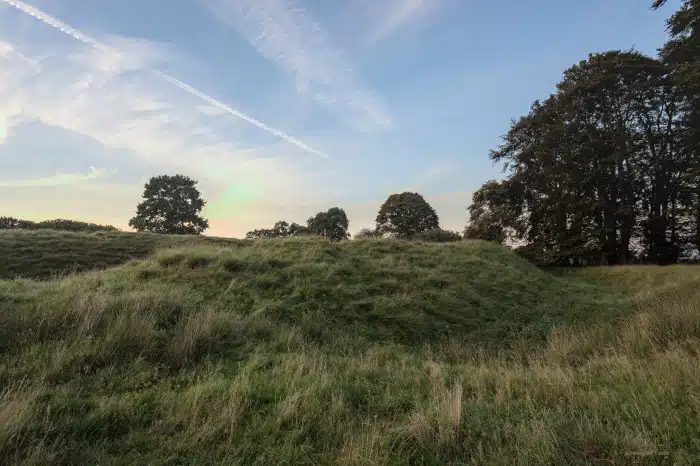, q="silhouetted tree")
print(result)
[246,220,310,239]
[464,180,522,244]
[129,174,209,235]
[654,0,700,253]
[376,192,439,239]
[307,207,349,241]
[484,51,692,265]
